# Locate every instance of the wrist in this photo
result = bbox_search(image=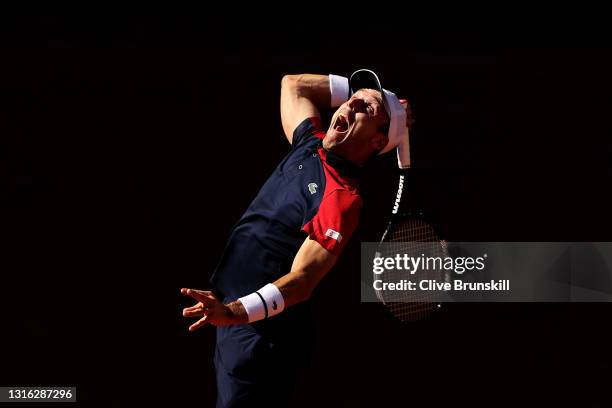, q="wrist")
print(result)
[226,301,249,325]
[237,283,286,323]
